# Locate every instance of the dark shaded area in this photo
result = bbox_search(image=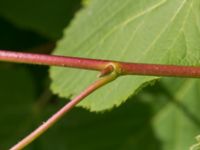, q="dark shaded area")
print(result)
[0,17,49,50]
[0,0,82,98]
[0,68,162,150]
[0,1,84,149]
[30,96,161,150]
[0,67,35,149]
[0,0,82,39]
[0,16,52,97]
